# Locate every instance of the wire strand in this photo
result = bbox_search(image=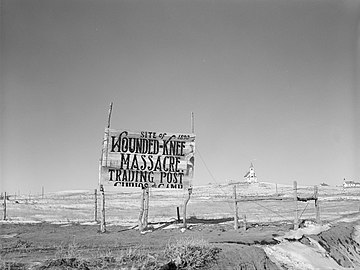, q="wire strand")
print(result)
[197,147,234,212]
[251,201,288,220]
[298,202,310,220]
